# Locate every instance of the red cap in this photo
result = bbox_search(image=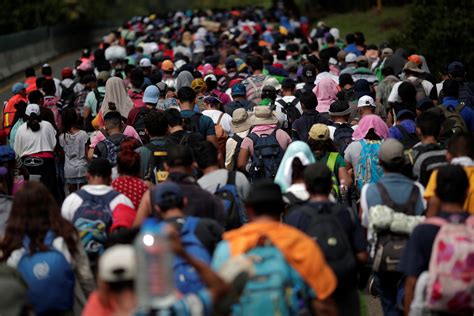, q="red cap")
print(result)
[61,67,73,79]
